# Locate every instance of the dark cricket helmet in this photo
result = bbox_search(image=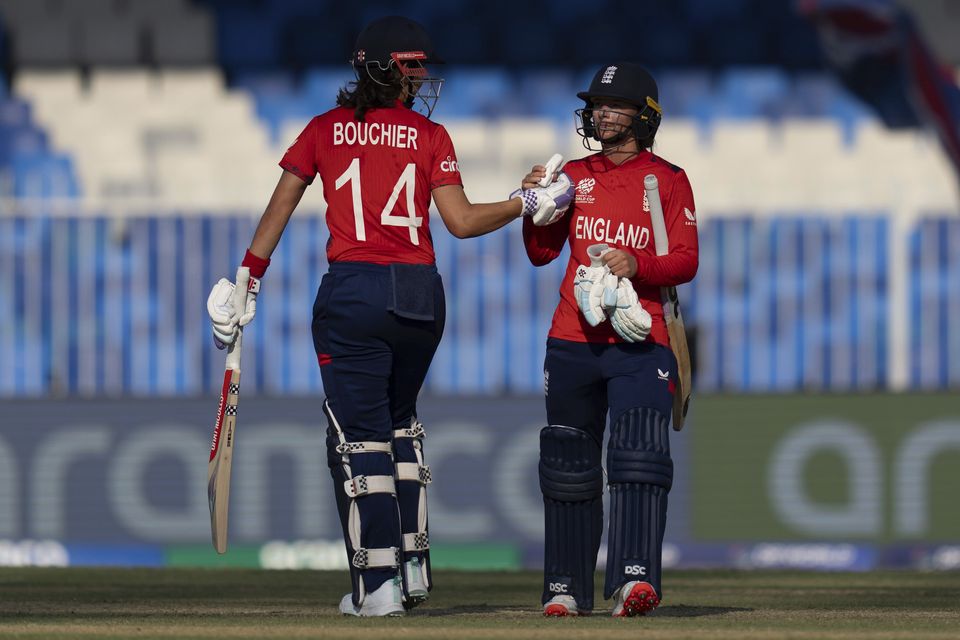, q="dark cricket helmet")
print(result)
[350,15,445,118]
[351,15,444,70]
[575,62,663,147]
